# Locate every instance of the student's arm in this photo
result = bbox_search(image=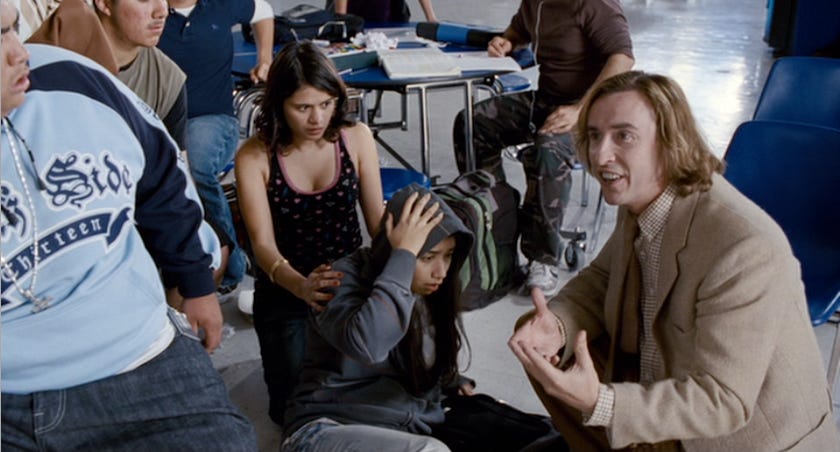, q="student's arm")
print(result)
[538,0,635,135]
[539,53,634,135]
[249,0,274,83]
[418,0,437,22]
[235,137,341,310]
[133,113,220,351]
[489,4,531,57]
[487,23,530,57]
[346,123,385,237]
[161,84,188,151]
